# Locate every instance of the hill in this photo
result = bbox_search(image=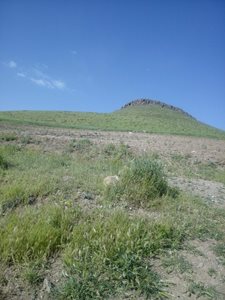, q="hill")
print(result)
[0,99,224,139]
[1,99,225,299]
